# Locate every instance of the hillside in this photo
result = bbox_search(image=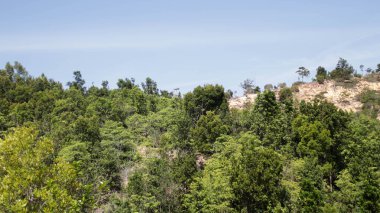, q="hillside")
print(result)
[230,78,380,119]
[1,62,380,212]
